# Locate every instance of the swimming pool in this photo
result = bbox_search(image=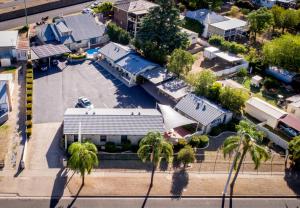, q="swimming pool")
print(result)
[86,48,99,55]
